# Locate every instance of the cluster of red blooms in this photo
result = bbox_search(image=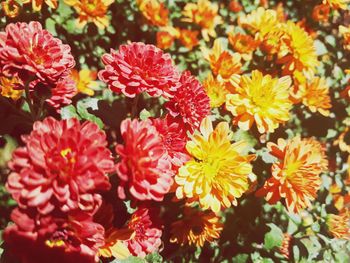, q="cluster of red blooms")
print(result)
[1,21,211,262]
